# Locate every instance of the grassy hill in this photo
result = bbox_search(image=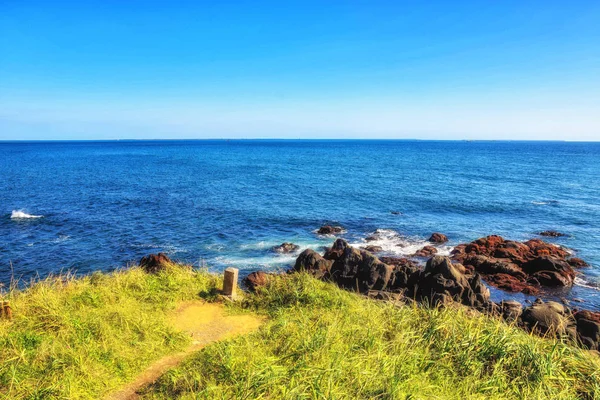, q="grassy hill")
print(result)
[1,265,599,399]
